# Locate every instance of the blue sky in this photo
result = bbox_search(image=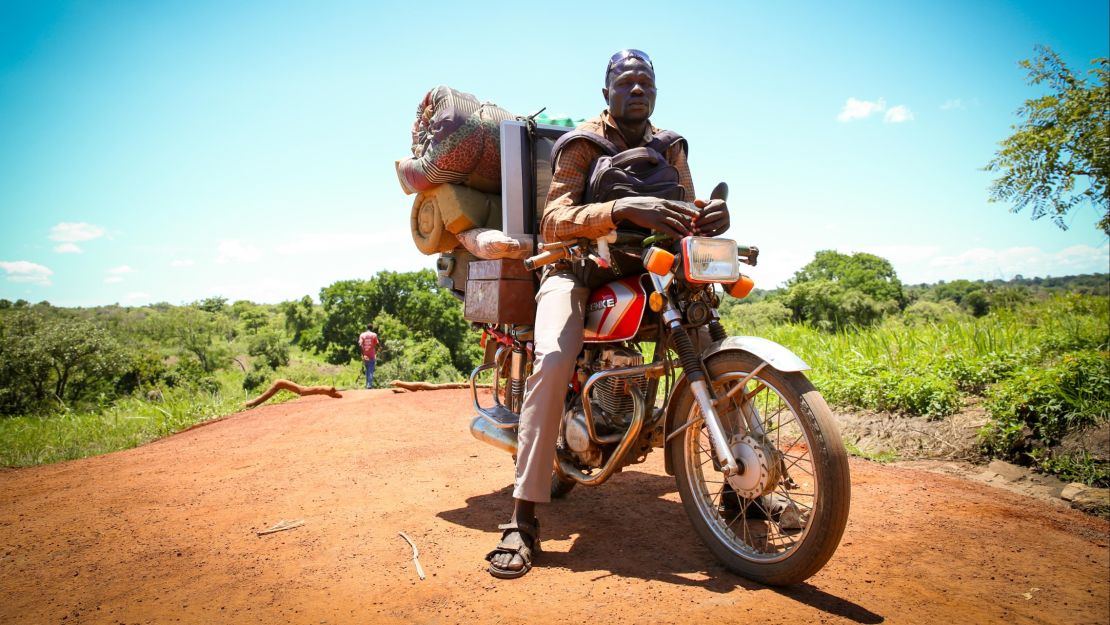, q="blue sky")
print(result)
[1,0,1107,306]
